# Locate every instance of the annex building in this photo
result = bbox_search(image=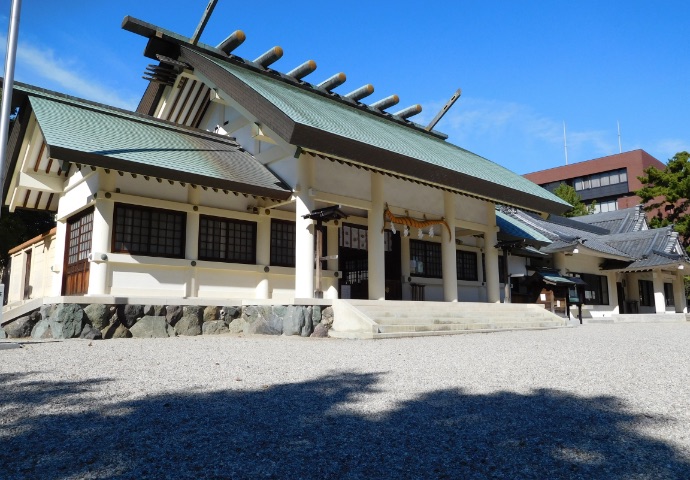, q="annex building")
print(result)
[524,150,665,214]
